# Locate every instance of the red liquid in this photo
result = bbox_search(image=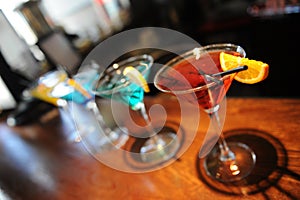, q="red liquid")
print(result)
[156,51,238,110]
